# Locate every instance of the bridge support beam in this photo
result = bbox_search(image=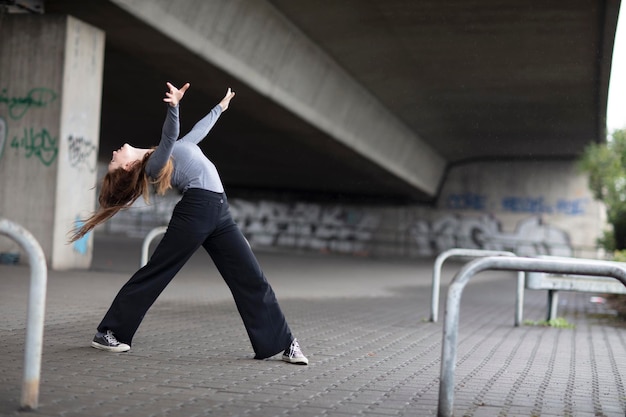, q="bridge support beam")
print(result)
[111,0,446,196]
